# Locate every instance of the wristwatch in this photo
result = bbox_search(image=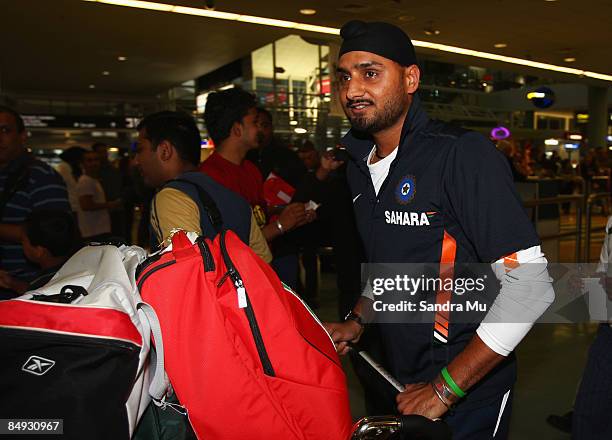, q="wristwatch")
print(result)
[344,310,364,327]
[275,219,284,234]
